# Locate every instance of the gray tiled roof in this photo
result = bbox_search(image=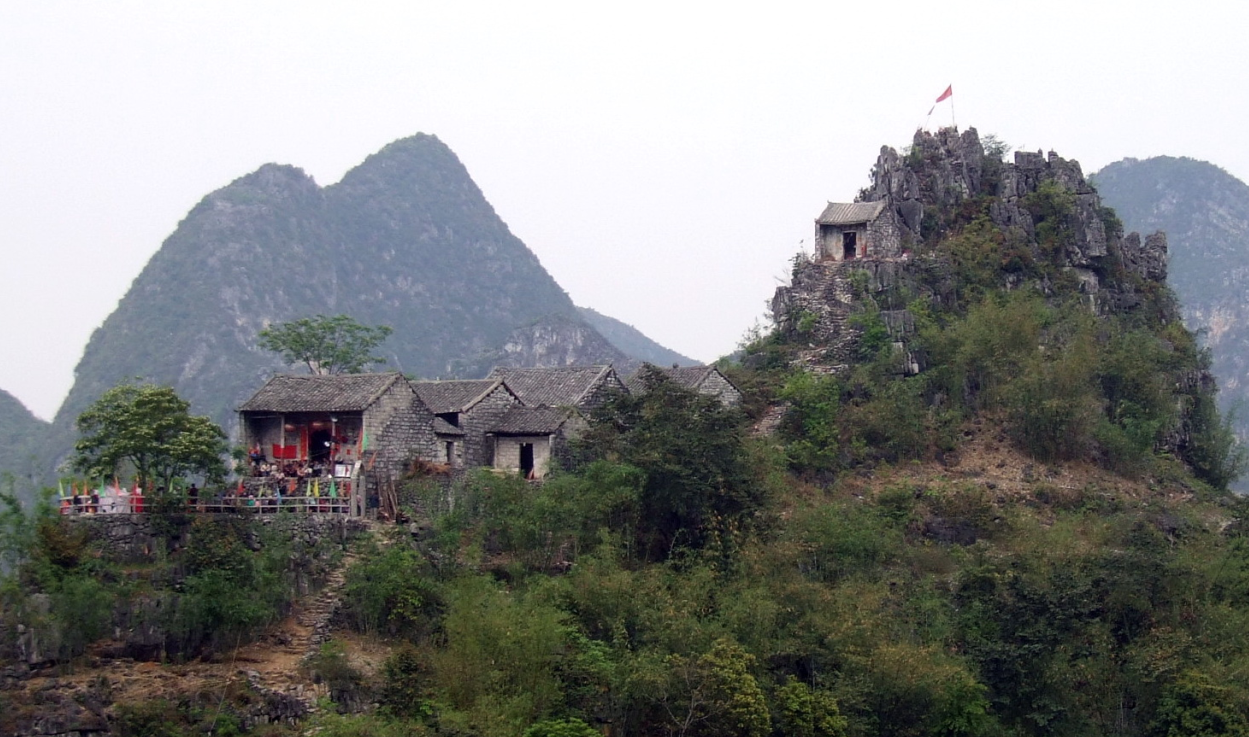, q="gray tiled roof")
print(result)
[816,201,887,225]
[432,417,465,436]
[490,406,571,435]
[238,373,407,413]
[413,379,503,413]
[625,364,715,394]
[487,366,615,408]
